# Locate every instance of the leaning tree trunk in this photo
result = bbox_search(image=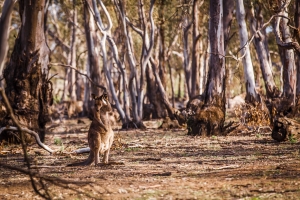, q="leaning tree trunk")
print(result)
[249,3,280,99]
[236,0,259,104]
[1,0,52,143]
[187,0,226,136]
